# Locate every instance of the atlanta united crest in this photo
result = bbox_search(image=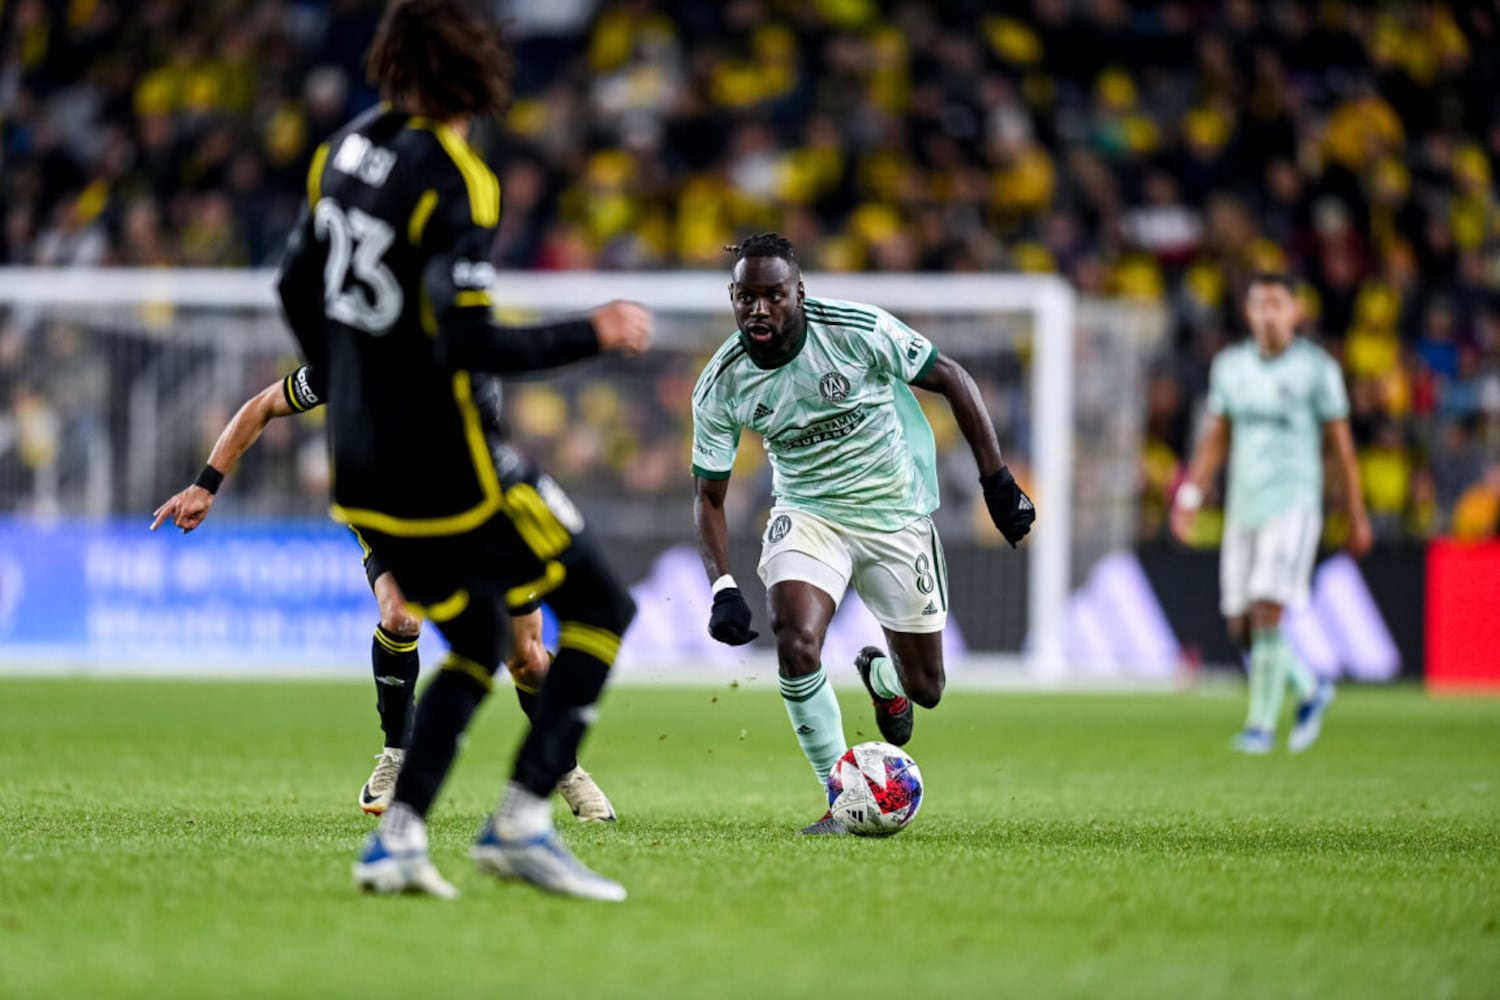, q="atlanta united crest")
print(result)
[819,372,851,401]
[768,514,792,542]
